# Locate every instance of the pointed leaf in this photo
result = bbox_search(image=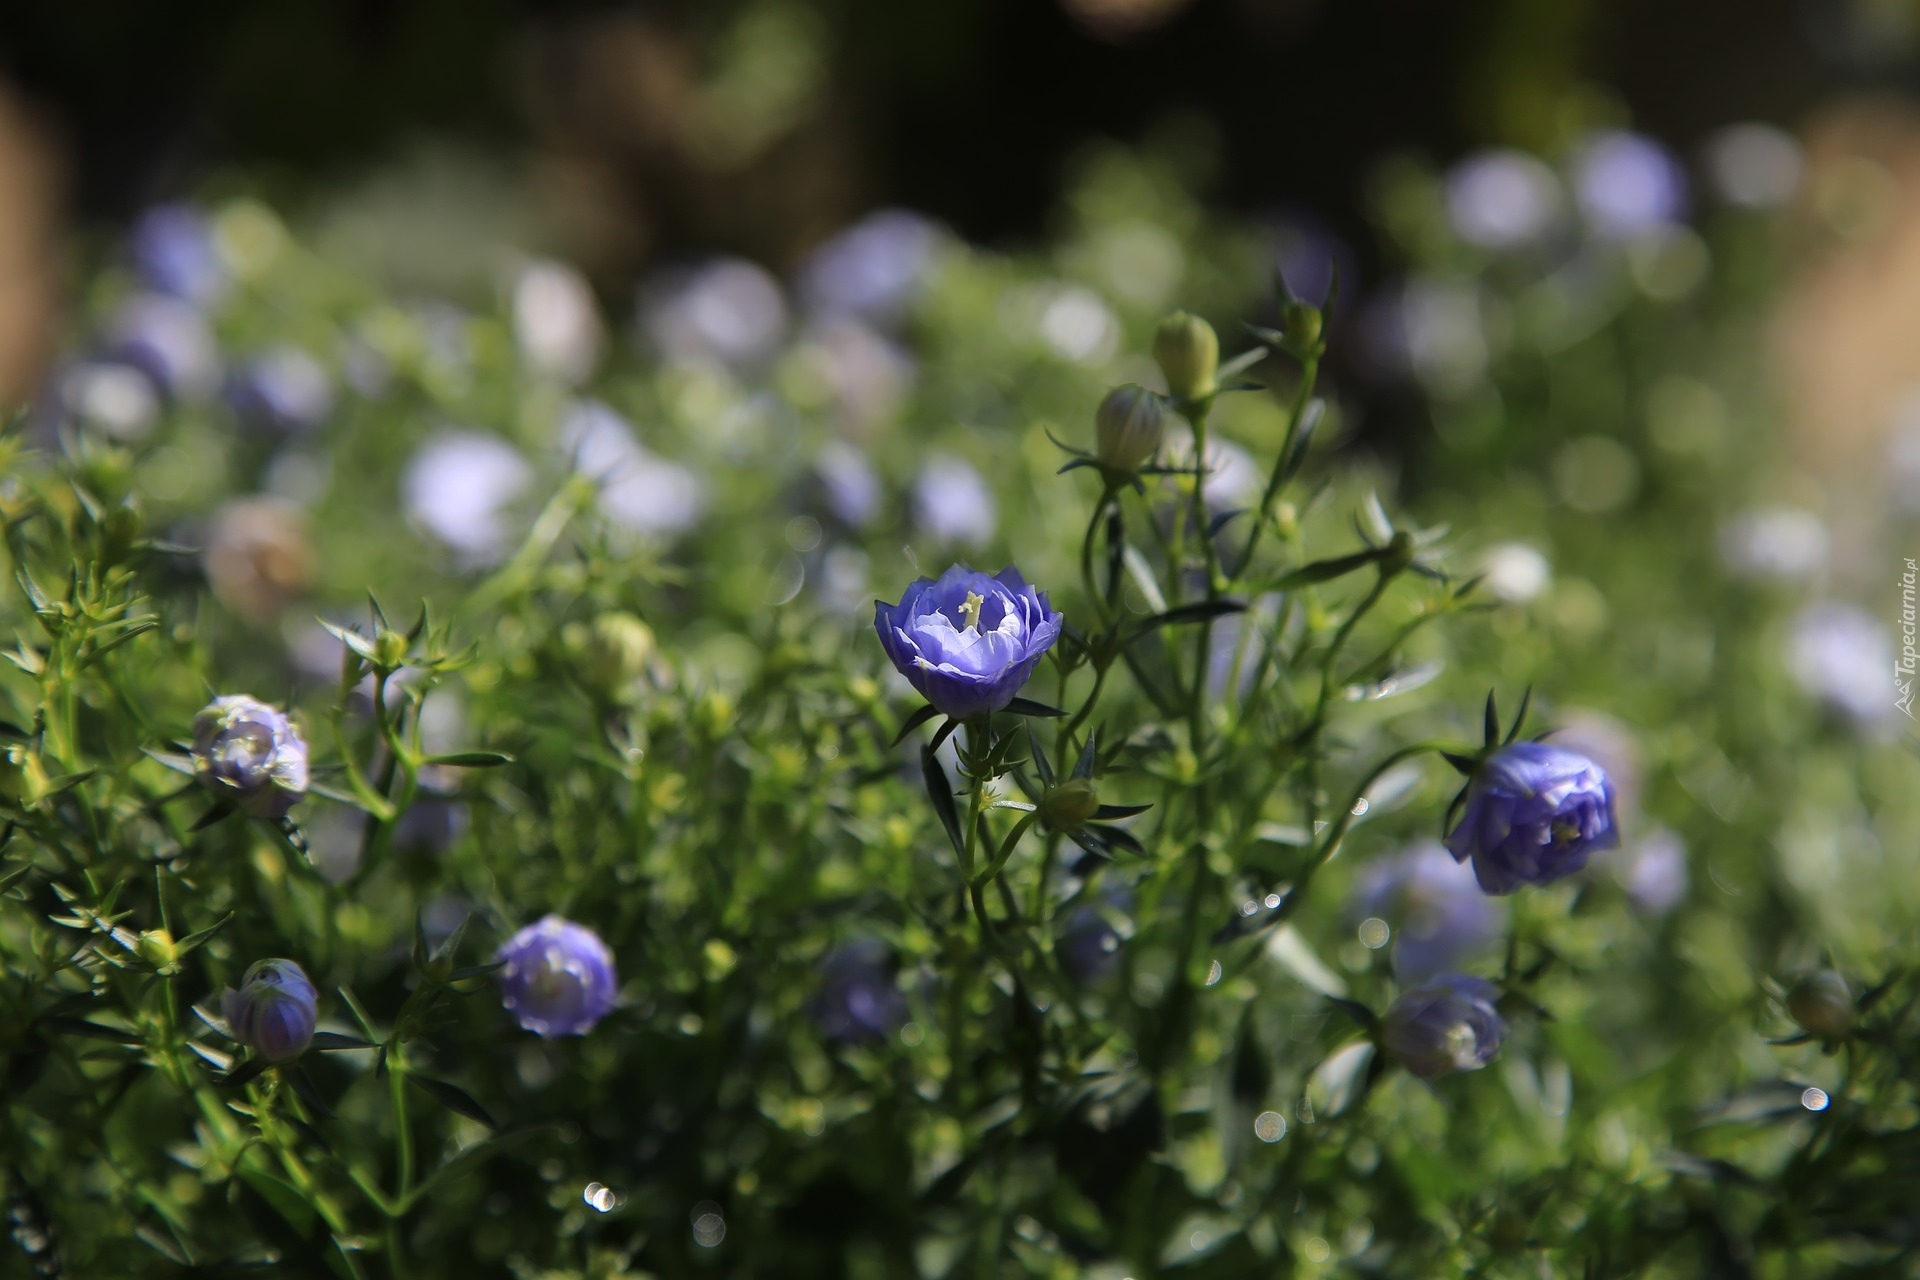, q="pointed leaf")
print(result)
[1504,685,1533,745]
[174,912,235,957]
[421,751,513,768]
[408,1074,497,1129]
[1091,803,1151,820]
[217,1056,271,1089]
[1003,697,1066,719]
[1441,751,1476,776]
[1131,599,1245,637]
[190,803,236,833]
[920,747,965,860]
[1026,726,1055,787]
[1267,546,1388,590]
[889,704,940,749]
[42,1015,144,1045]
[1484,690,1500,749]
[1073,731,1098,780]
[310,1032,374,1051]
